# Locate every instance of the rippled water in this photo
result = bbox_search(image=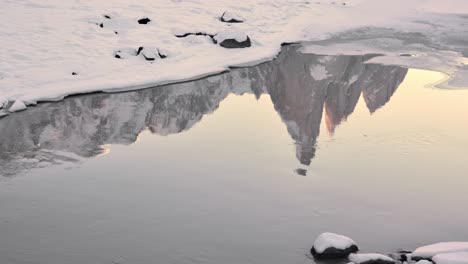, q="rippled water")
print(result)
[0,45,467,264]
